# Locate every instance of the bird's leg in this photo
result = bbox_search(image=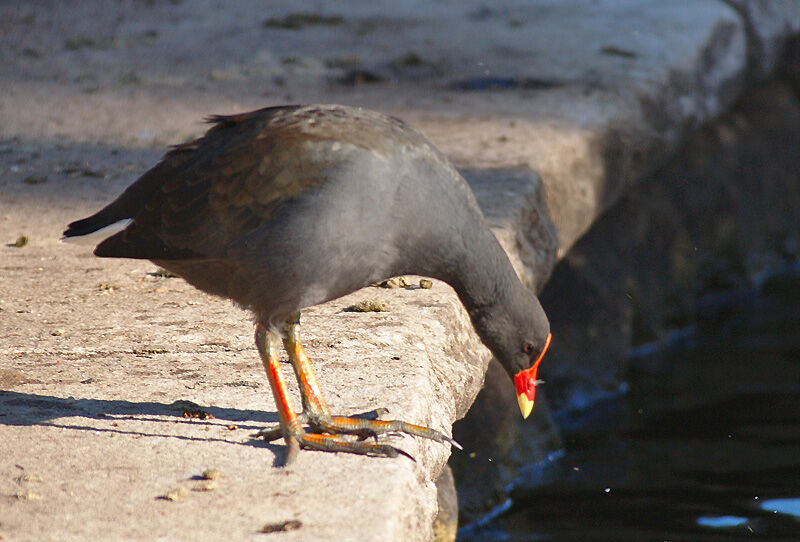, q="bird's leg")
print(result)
[255,320,411,461]
[254,322,301,463]
[281,313,330,418]
[281,314,461,451]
